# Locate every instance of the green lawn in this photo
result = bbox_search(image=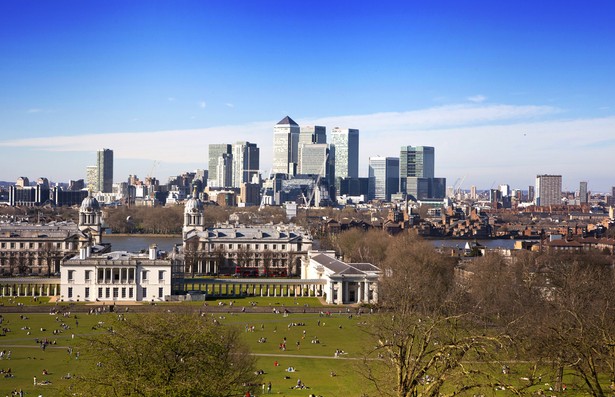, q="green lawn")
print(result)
[0,306,606,397]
